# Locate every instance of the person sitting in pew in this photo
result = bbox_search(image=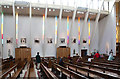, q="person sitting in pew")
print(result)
[9,55,13,60]
[76,57,82,63]
[108,49,114,61]
[59,57,64,67]
[68,54,72,63]
[91,49,96,57]
[76,53,79,56]
[68,54,71,60]
[36,52,41,70]
[93,51,100,58]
